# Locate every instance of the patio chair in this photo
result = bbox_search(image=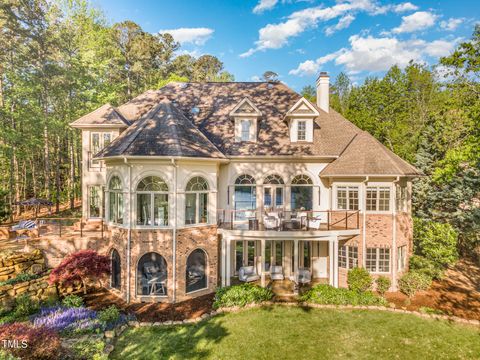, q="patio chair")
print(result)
[238,266,260,282]
[263,215,280,230]
[270,265,284,281]
[296,268,311,284]
[11,220,37,232]
[307,217,322,230]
